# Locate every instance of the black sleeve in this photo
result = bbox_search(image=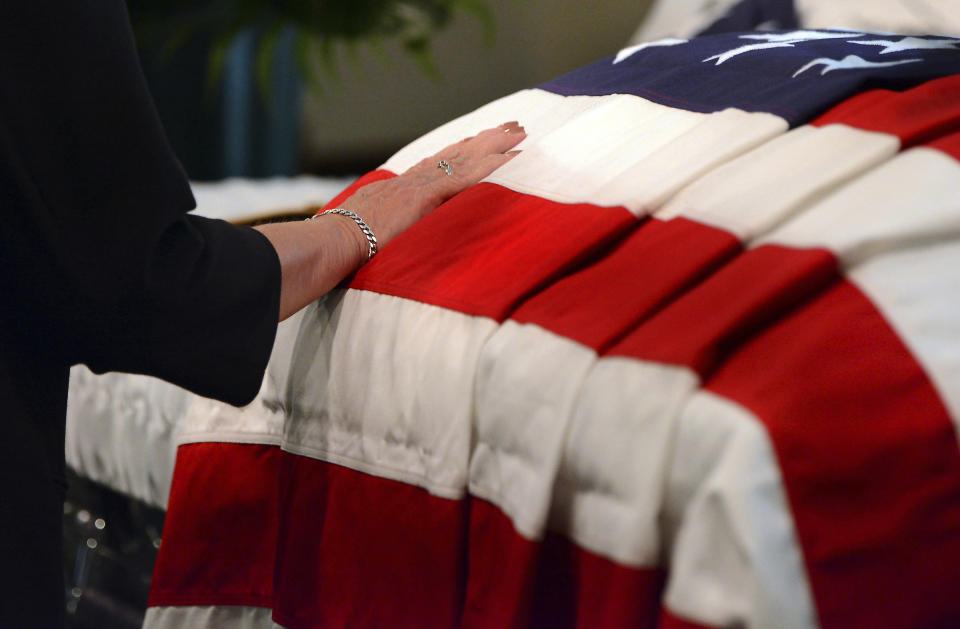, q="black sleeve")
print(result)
[0,1,281,406]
